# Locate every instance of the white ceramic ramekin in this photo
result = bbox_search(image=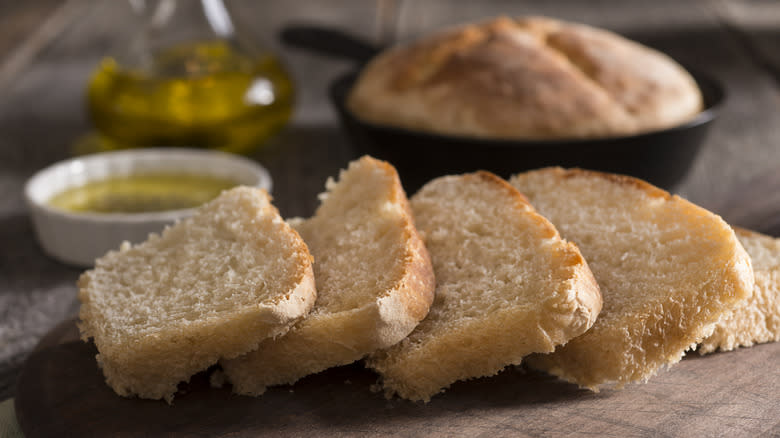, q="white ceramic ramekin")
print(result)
[24,148,272,267]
